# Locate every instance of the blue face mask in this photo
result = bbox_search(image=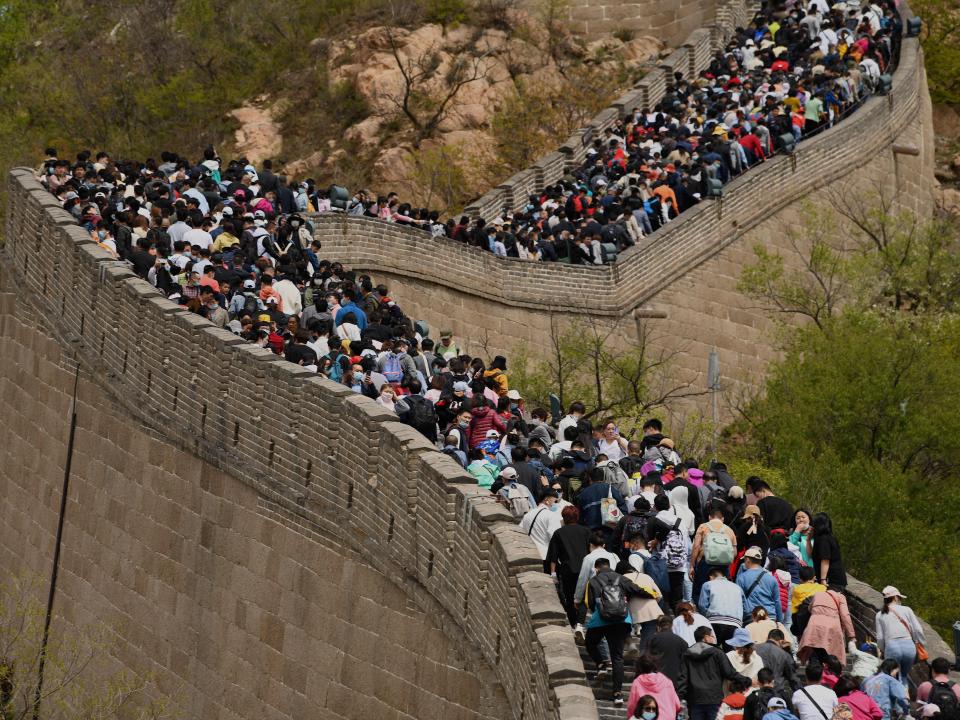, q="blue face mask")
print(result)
[642,712,657,720]
[549,503,560,512]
